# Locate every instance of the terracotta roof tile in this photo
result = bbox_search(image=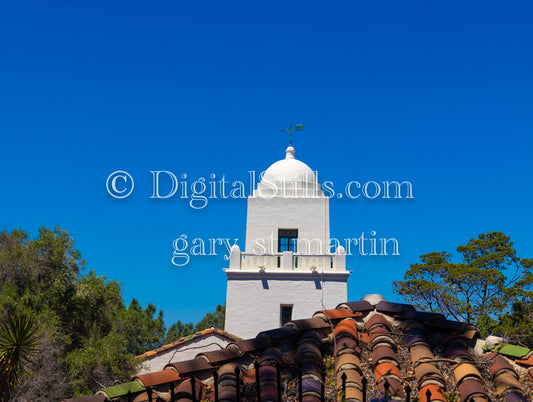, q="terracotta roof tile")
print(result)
[216,363,241,401]
[377,377,404,398]
[502,392,529,402]
[258,346,284,366]
[135,327,240,360]
[174,378,203,400]
[457,379,488,401]
[374,361,402,383]
[165,358,214,376]
[286,317,332,332]
[494,372,523,396]
[333,318,358,340]
[335,353,362,373]
[334,336,359,356]
[517,354,533,366]
[131,369,180,387]
[432,318,472,333]
[414,362,443,386]
[336,300,374,313]
[419,383,447,401]
[71,298,533,401]
[398,310,446,322]
[487,352,516,376]
[375,300,415,315]
[335,369,362,389]
[343,386,363,401]
[410,343,435,364]
[366,313,392,332]
[454,363,483,384]
[443,338,472,361]
[313,308,361,322]
[257,325,300,342]
[226,337,271,354]
[195,348,242,364]
[369,332,397,351]
[371,346,398,365]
